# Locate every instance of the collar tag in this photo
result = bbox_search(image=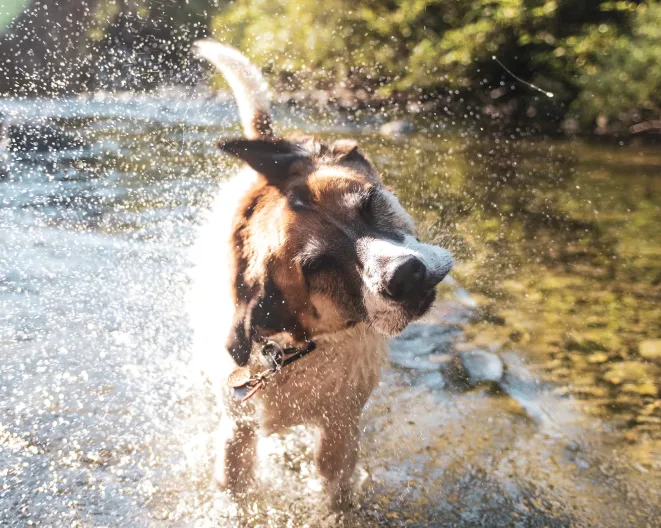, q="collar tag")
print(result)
[226,338,317,404]
[227,366,252,389]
